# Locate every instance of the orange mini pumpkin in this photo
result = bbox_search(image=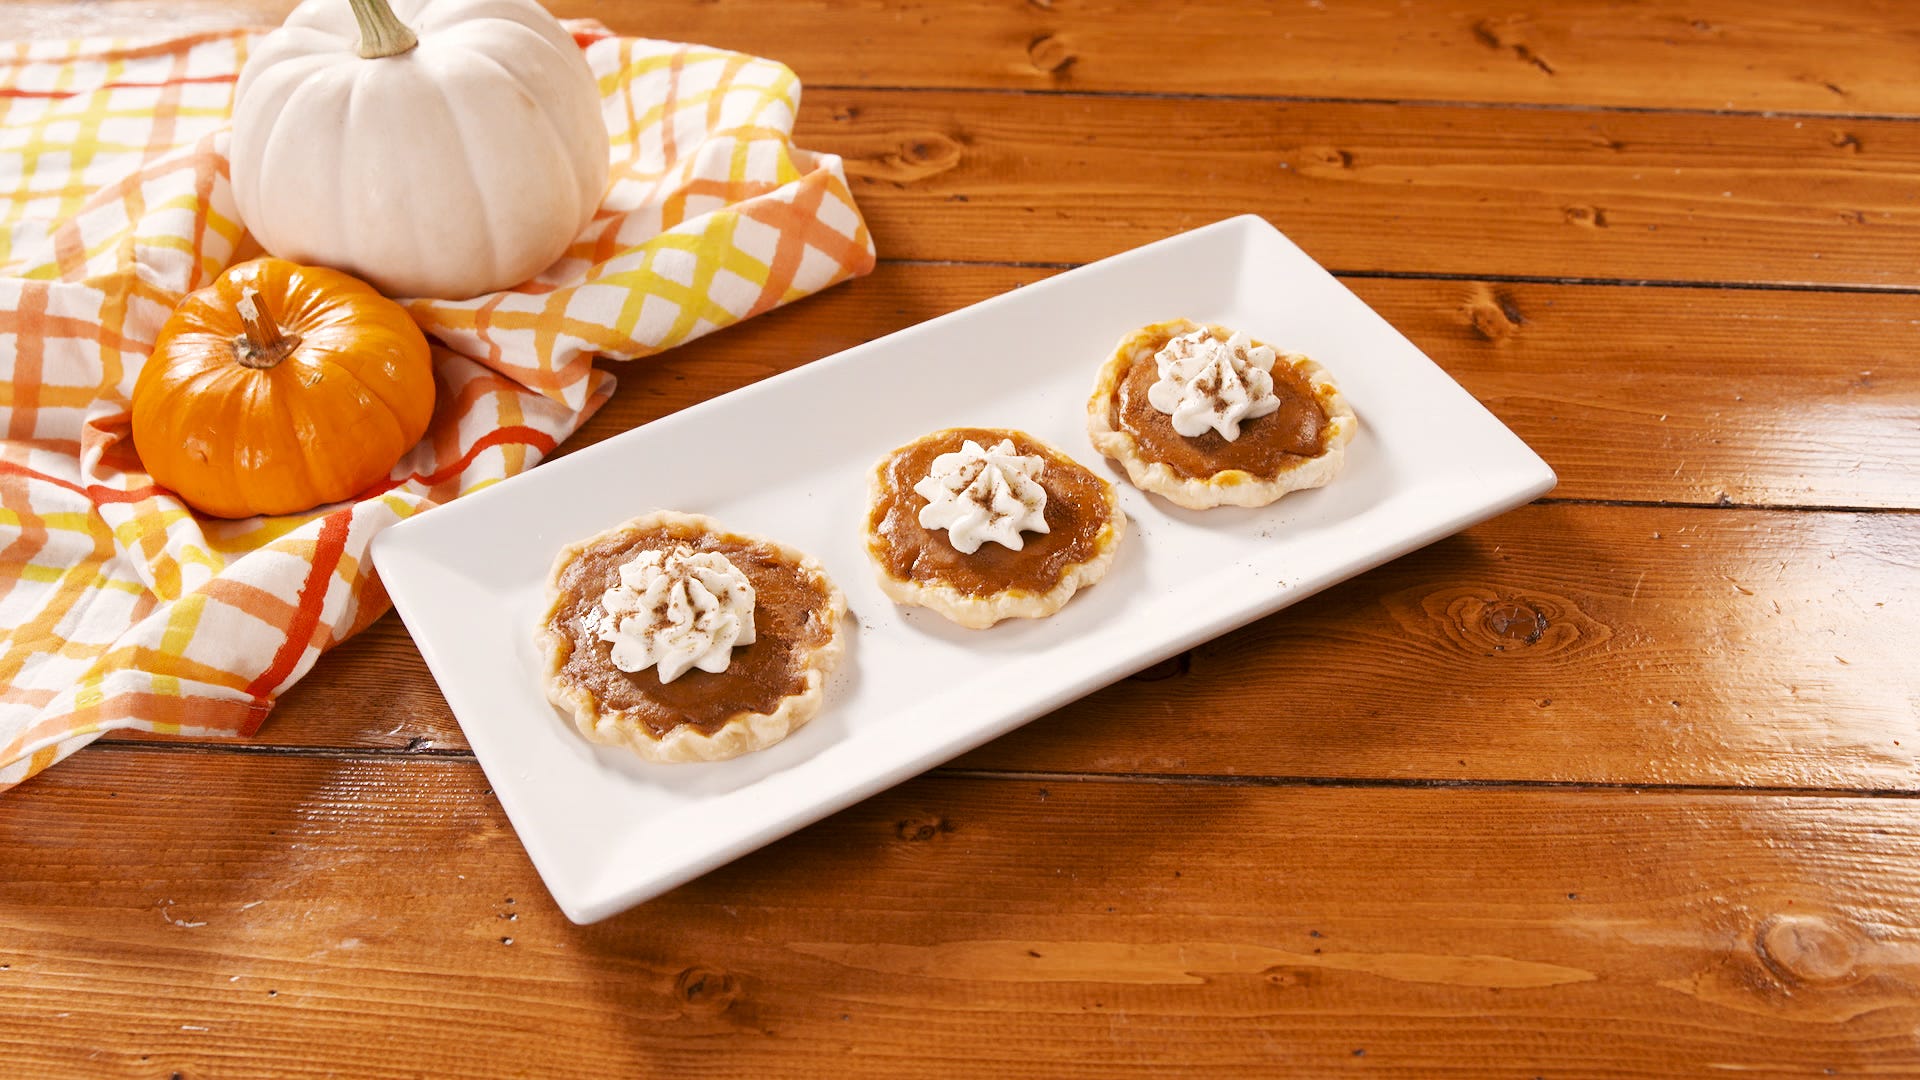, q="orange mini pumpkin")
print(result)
[132,258,435,519]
